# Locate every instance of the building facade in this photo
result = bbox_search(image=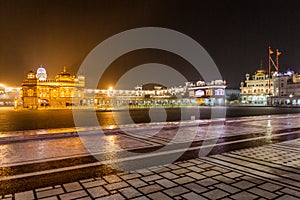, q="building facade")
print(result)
[268,70,300,106]
[93,85,191,108]
[21,66,85,109]
[187,80,227,106]
[0,83,20,107]
[92,80,226,108]
[240,69,273,105]
[19,65,227,109]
